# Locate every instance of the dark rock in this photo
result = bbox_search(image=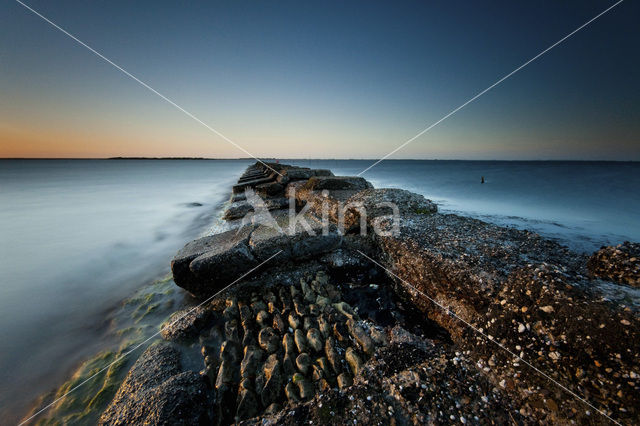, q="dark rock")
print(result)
[236,389,259,421]
[240,345,263,379]
[261,354,284,406]
[303,176,373,191]
[296,353,312,375]
[306,328,323,352]
[223,201,253,220]
[160,305,215,342]
[255,181,284,197]
[588,241,640,287]
[171,226,257,298]
[99,342,212,425]
[258,327,280,353]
